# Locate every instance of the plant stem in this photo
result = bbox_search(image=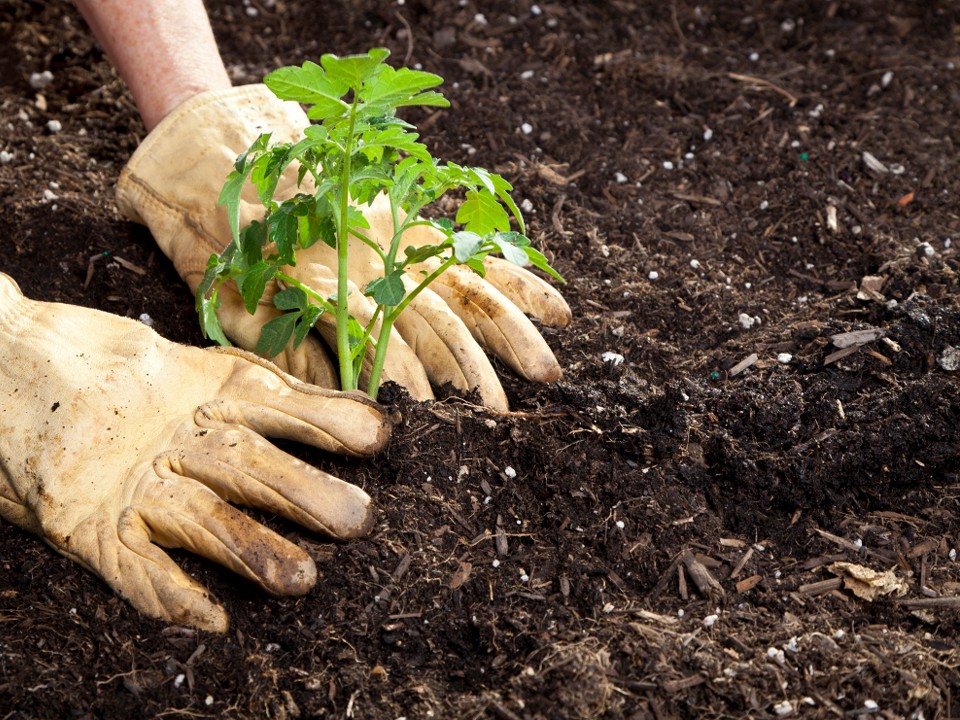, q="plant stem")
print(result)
[365,255,458,398]
[335,103,359,391]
